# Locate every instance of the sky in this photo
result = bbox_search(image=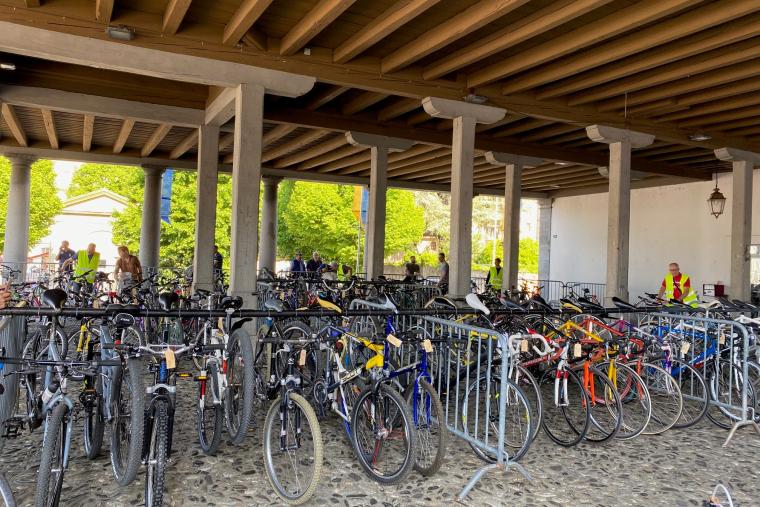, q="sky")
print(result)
[52,160,82,199]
